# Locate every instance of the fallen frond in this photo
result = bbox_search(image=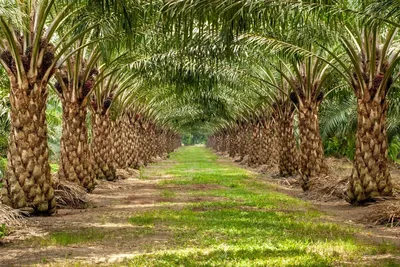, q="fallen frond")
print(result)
[365,199,400,227]
[54,179,89,209]
[0,203,25,227]
[307,176,348,201]
[116,168,140,179]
